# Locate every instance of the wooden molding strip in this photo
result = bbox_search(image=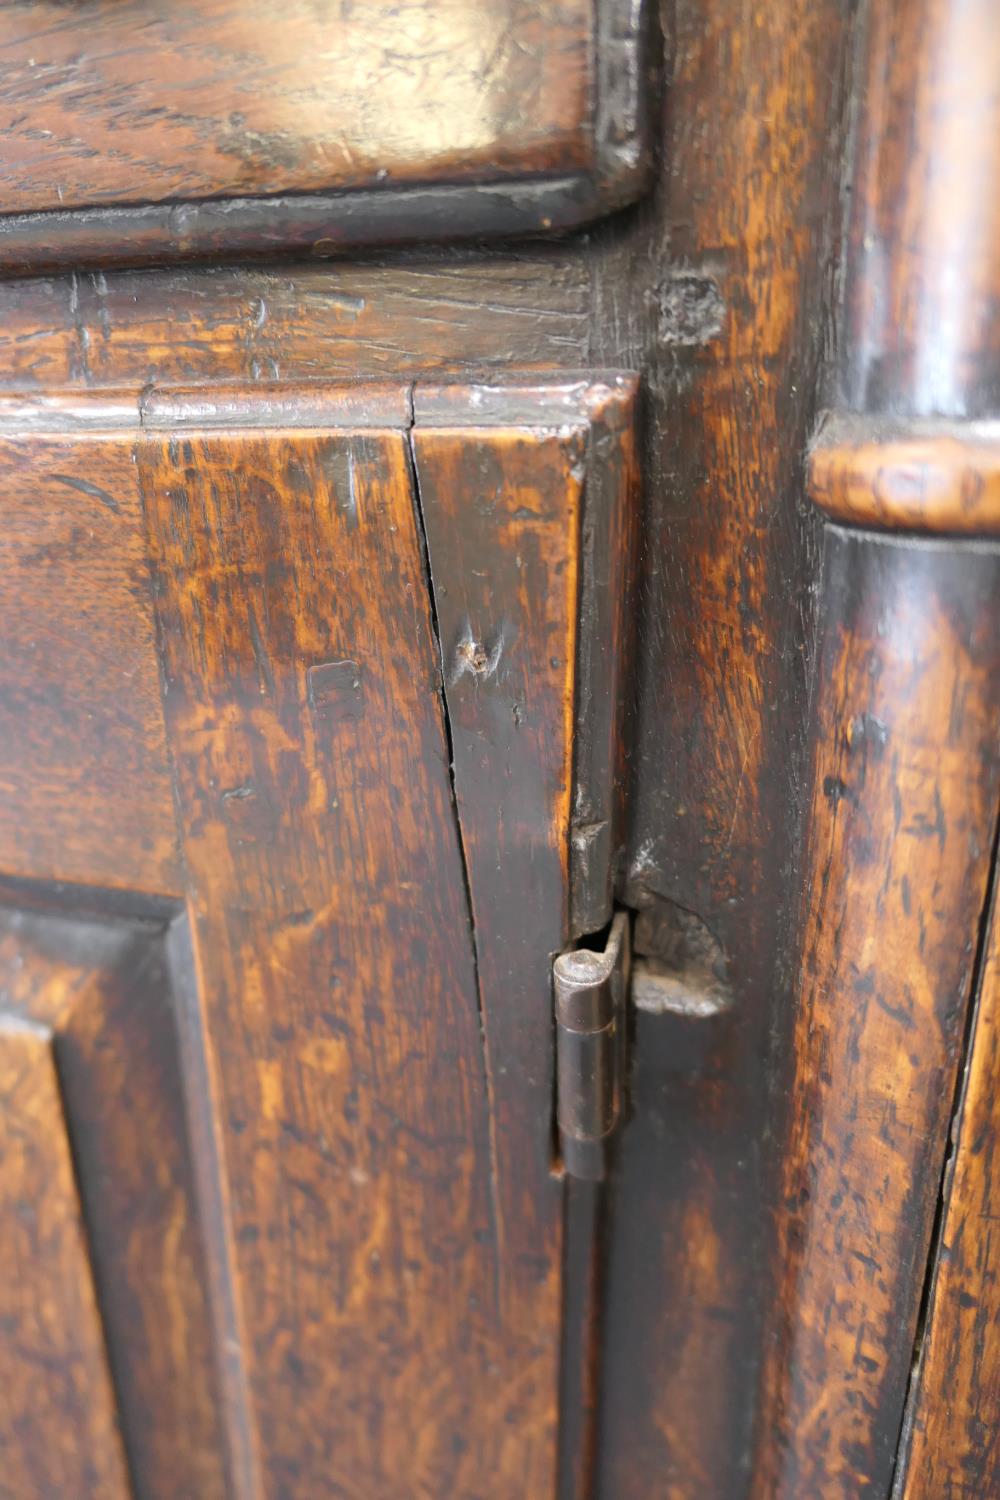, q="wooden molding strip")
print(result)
[809,413,1000,535]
